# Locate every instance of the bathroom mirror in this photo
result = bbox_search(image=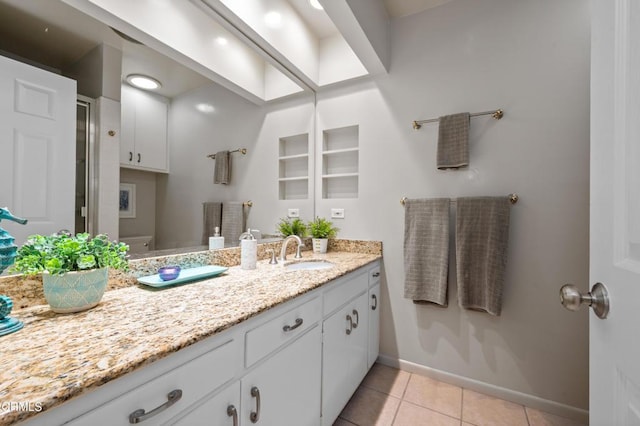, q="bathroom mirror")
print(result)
[0,0,316,259]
